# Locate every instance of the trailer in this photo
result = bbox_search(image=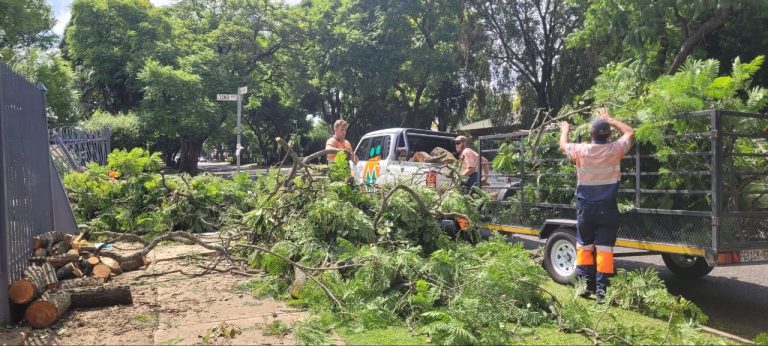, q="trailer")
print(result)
[478,110,768,283]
